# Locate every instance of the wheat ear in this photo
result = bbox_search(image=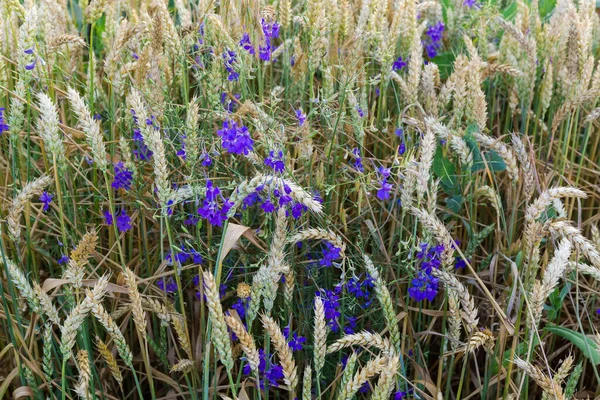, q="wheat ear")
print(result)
[336,355,388,400]
[525,188,586,225]
[327,331,391,354]
[225,314,260,373]
[60,275,109,358]
[96,336,123,387]
[363,255,400,350]
[513,357,565,400]
[172,315,193,359]
[371,352,400,400]
[261,314,298,391]
[432,269,479,333]
[43,324,54,381]
[314,296,327,378]
[302,365,312,400]
[203,270,234,373]
[171,359,195,373]
[7,175,52,242]
[411,207,455,266]
[91,302,133,367]
[122,267,147,334]
[74,350,90,399]
[4,257,42,315]
[33,282,60,325]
